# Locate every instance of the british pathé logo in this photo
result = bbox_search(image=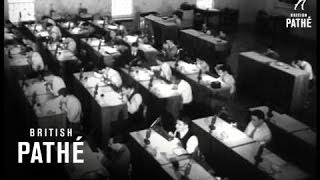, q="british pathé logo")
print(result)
[286,0,312,28]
